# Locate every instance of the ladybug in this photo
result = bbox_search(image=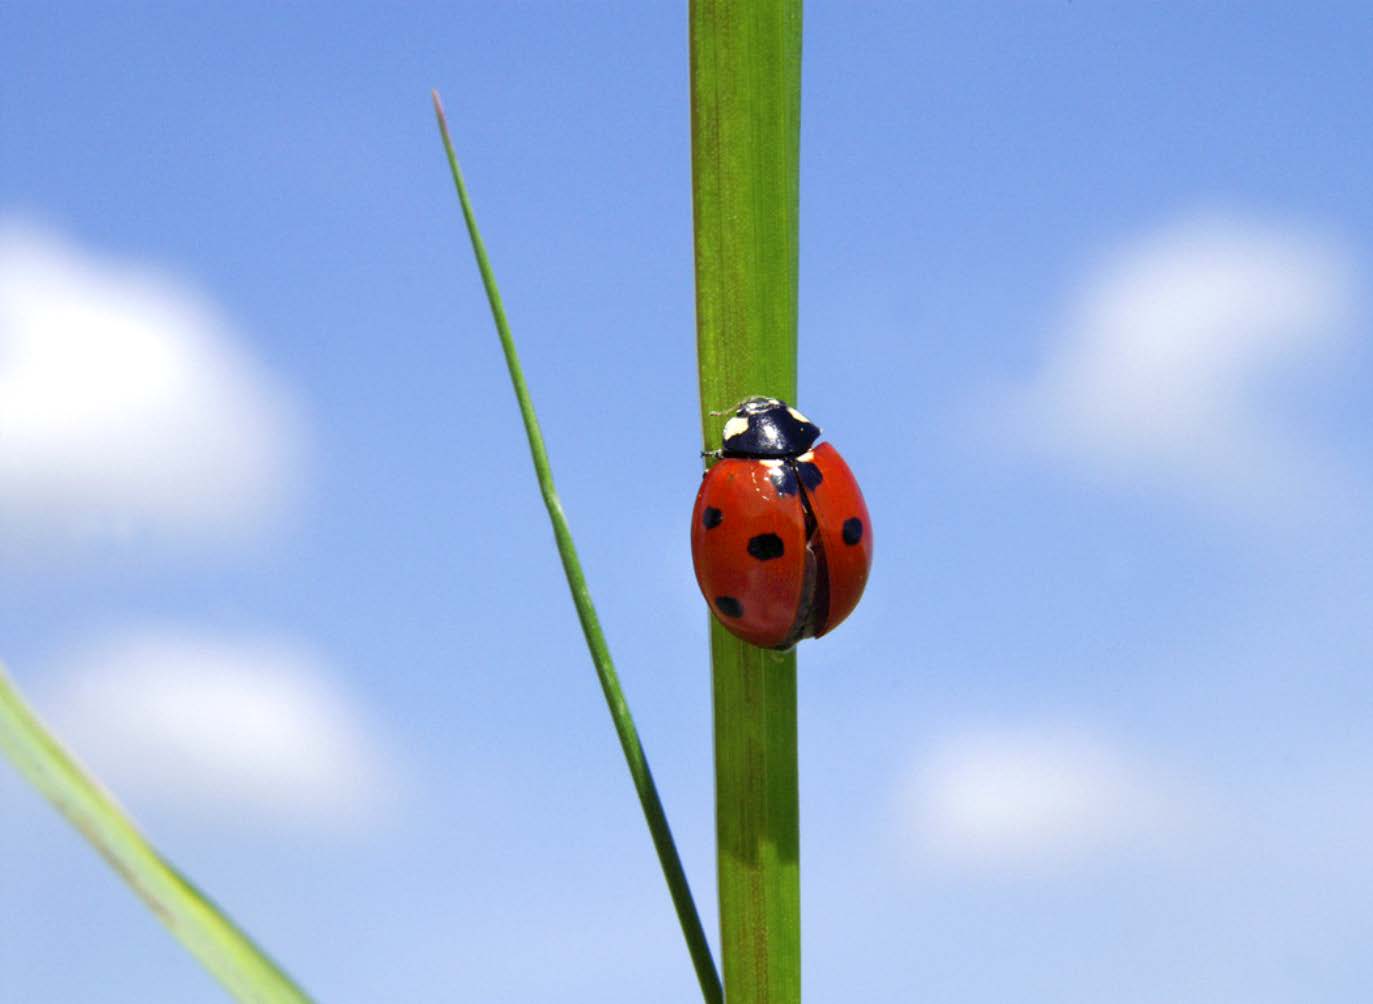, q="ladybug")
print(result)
[691,397,872,649]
